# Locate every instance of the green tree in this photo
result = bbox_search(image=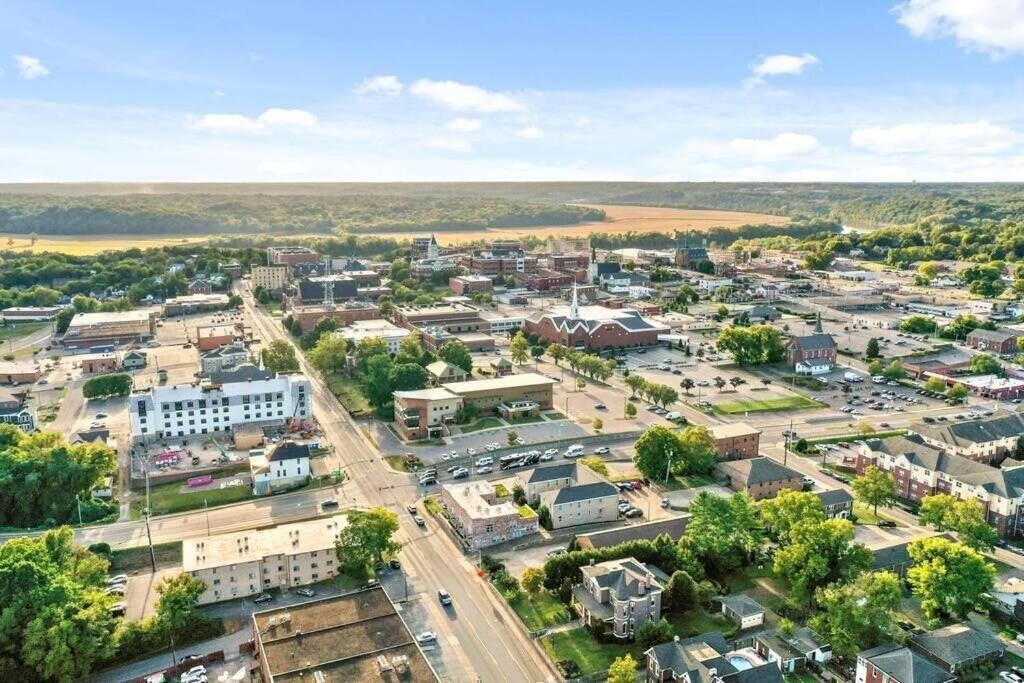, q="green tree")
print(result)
[437,339,473,373]
[546,343,568,366]
[154,572,206,636]
[924,376,947,393]
[507,429,519,446]
[309,335,350,375]
[969,353,1002,376]
[625,374,648,397]
[624,402,637,419]
[353,337,390,374]
[865,337,880,359]
[918,494,999,552]
[335,508,402,574]
[907,537,994,620]
[882,360,905,380]
[680,377,695,394]
[260,339,299,373]
[592,417,603,433]
[521,566,545,597]
[390,363,428,392]
[947,383,969,400]
[918,261,940,281]
[716,324,785,366]
[510,331,529,365]
[676,425,717,475]
[867,359,885,376]
[395,332,429,366]
[82,374,132,398]
[607,654,638,683]
[633,425,681,482]
[760,490,825,541]
[773,519,872,604]
[810,571,902,657]
[900,315,937,334]
[361,355,395,409]
[851,465,897,516]
[661,570,697,613]
[686,492,763,577]
[635,618,673,648]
